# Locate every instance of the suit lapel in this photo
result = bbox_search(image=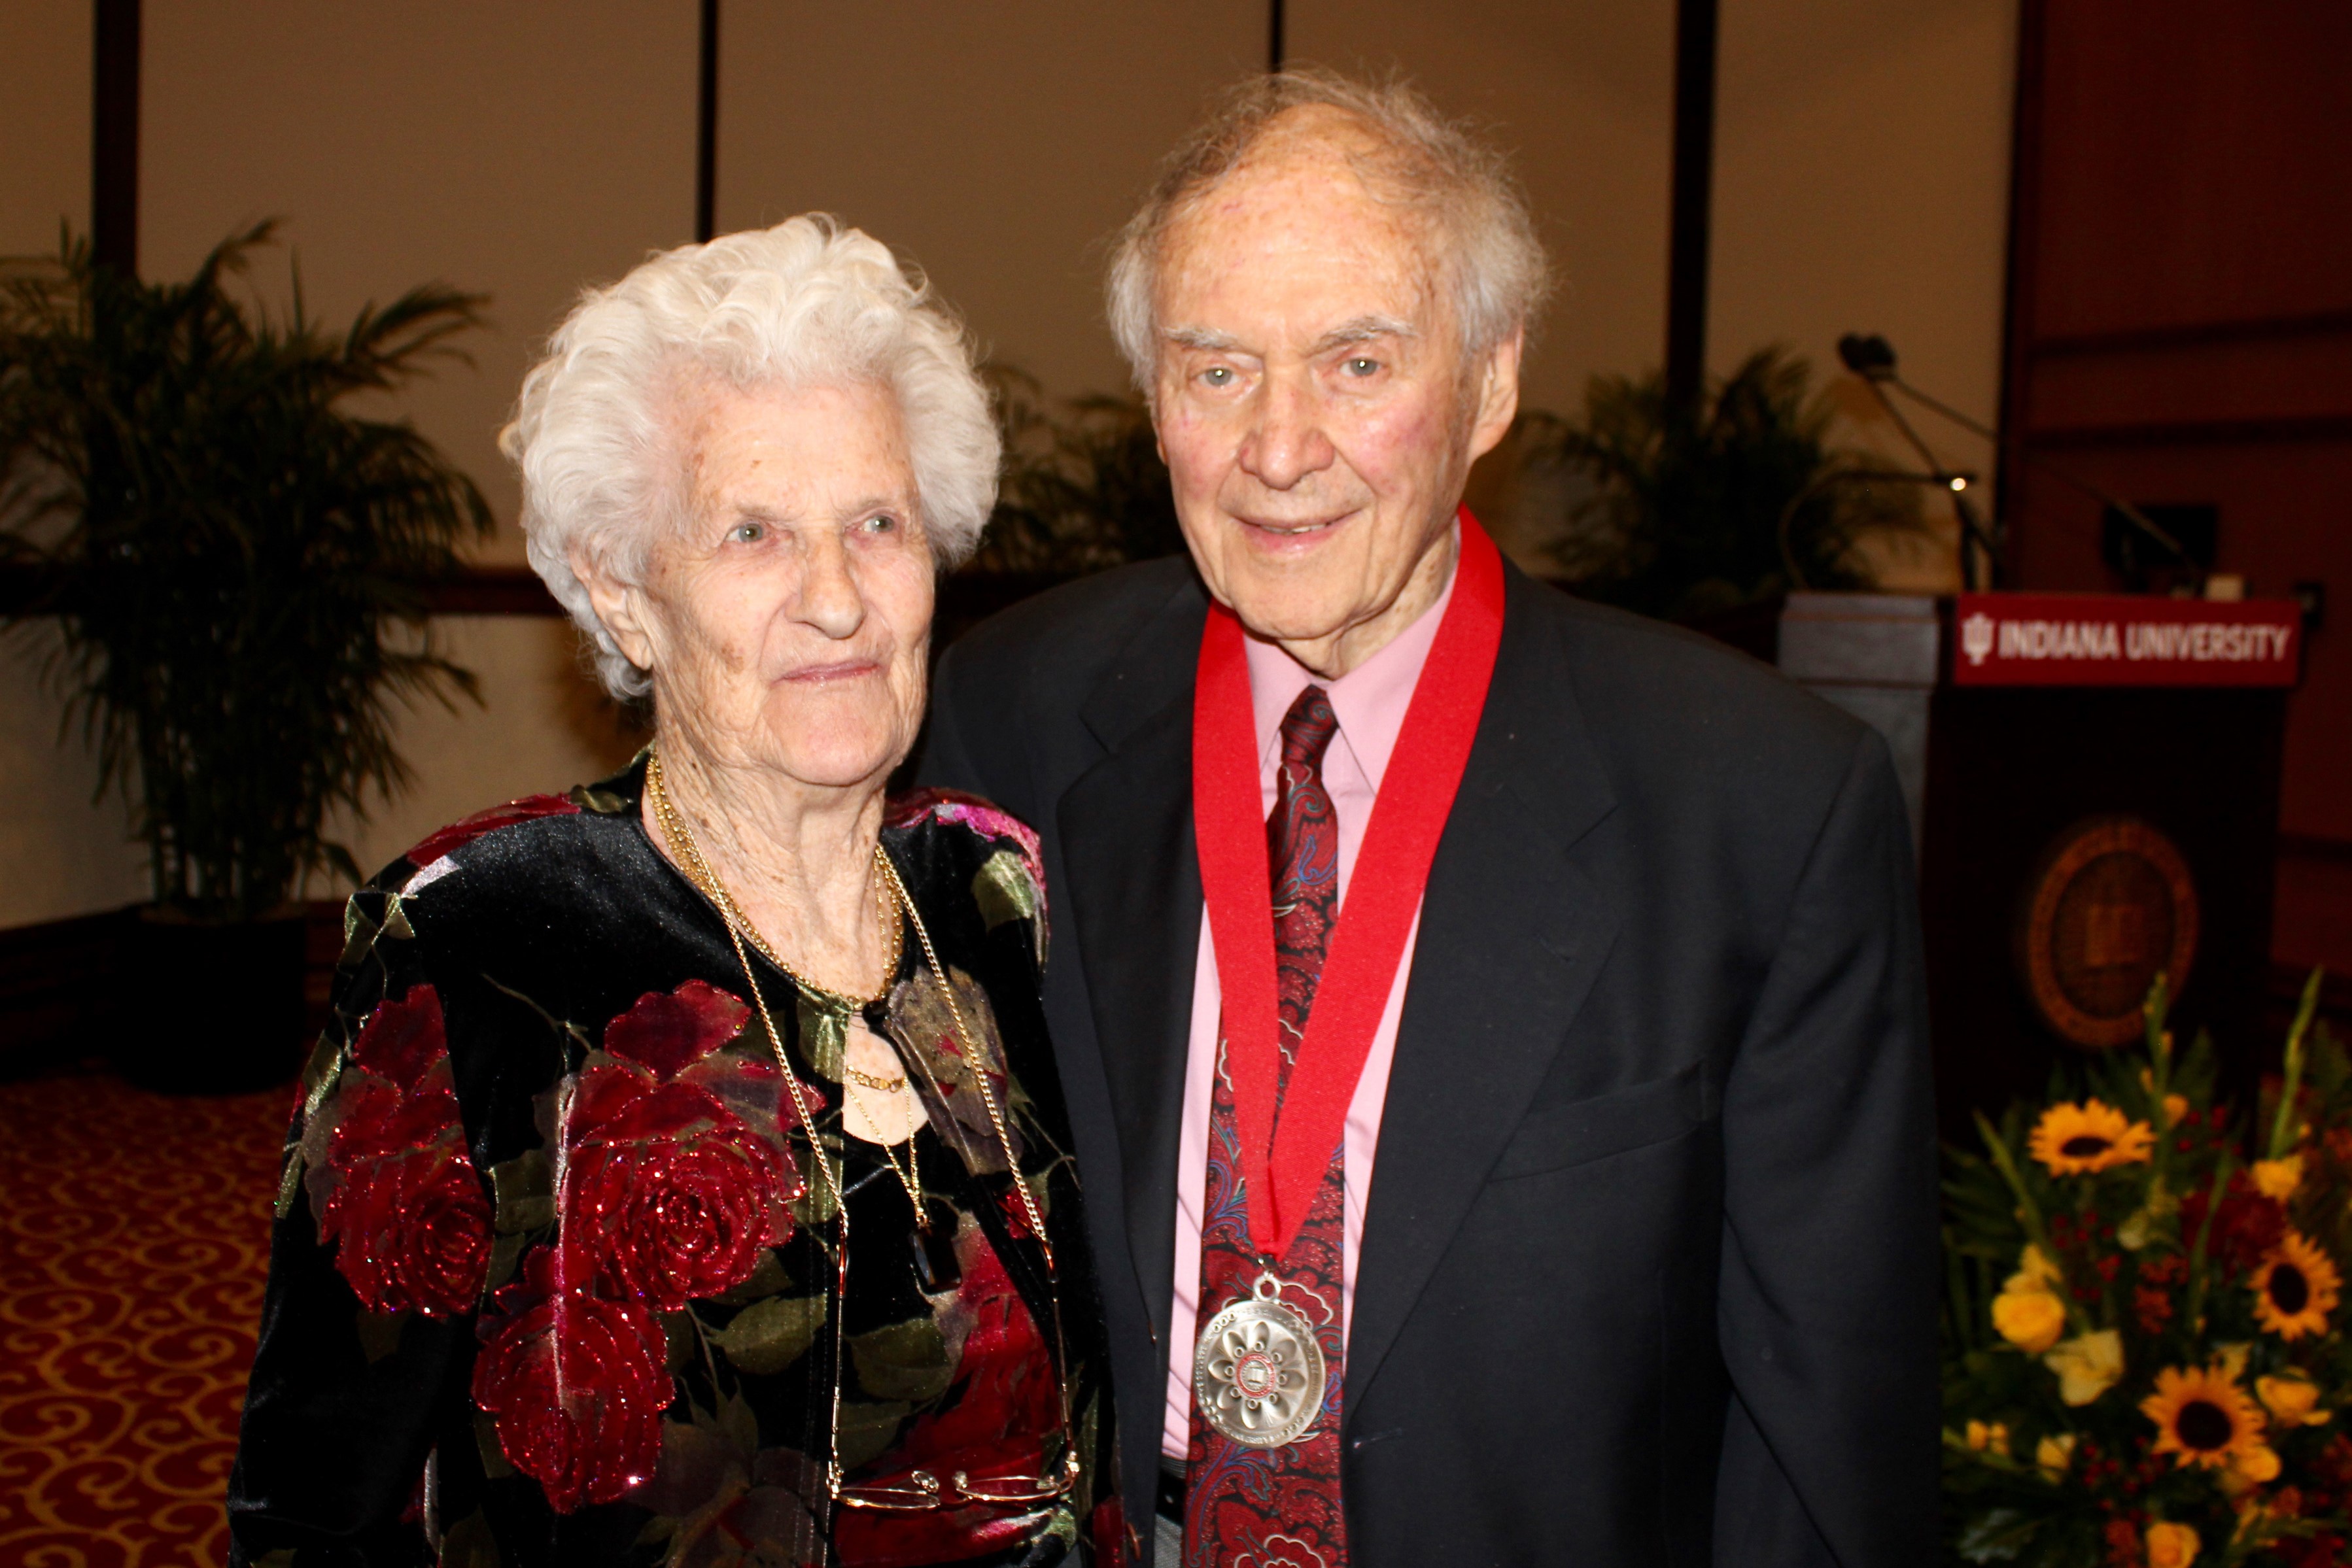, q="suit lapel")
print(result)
[1058,573,1209,1348]
[1345,573,1623,1410]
